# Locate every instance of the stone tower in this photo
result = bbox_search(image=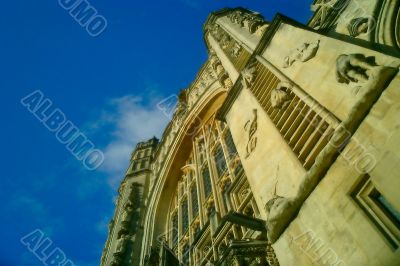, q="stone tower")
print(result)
[101,137,159,266]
